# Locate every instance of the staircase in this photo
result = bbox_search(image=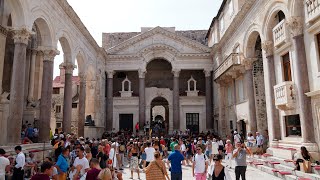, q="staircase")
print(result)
[247,151,320,180]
